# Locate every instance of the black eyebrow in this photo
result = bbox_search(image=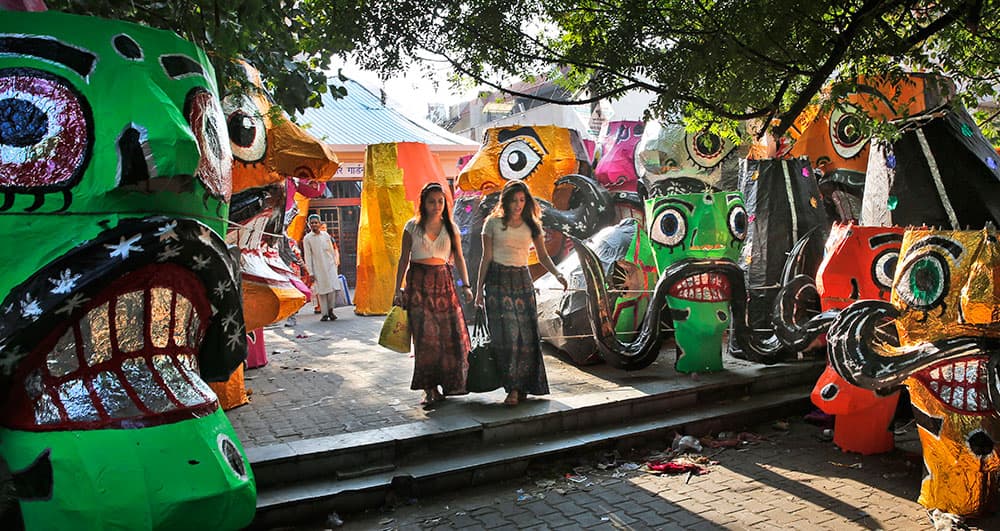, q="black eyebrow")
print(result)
[725,193,741,204]
[496,127,546,152]
[655,197,695,212]
[0,35,96,78]
[908,236,963,259]
[868,233,903,249]
[160,54,206,80]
